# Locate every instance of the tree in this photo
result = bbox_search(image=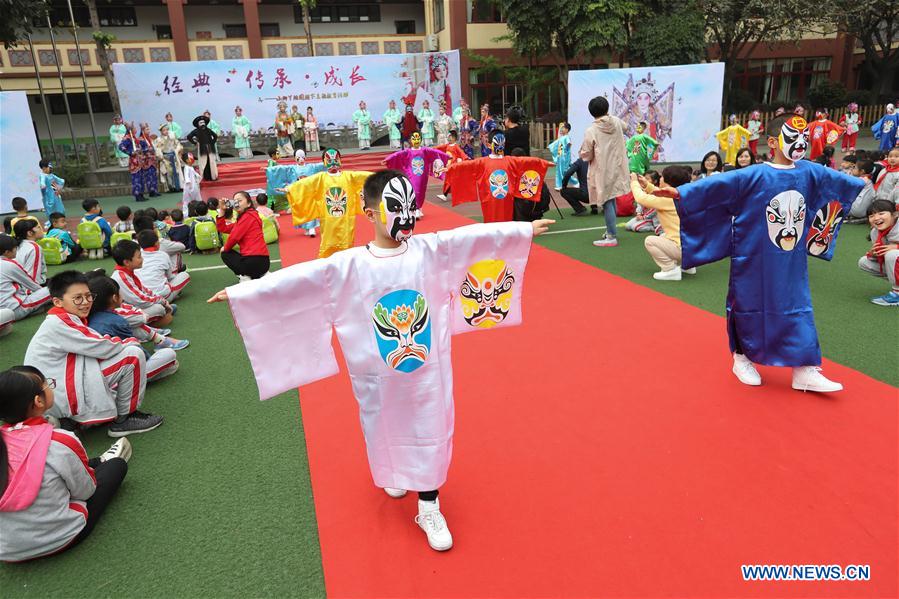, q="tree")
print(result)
[298,0,315,57]
[699,0,815,107]
[498,0,638,96]
[629,0,705,66]
[83,0,120,116]
[0,0,49,48]
[827,0,899,98]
